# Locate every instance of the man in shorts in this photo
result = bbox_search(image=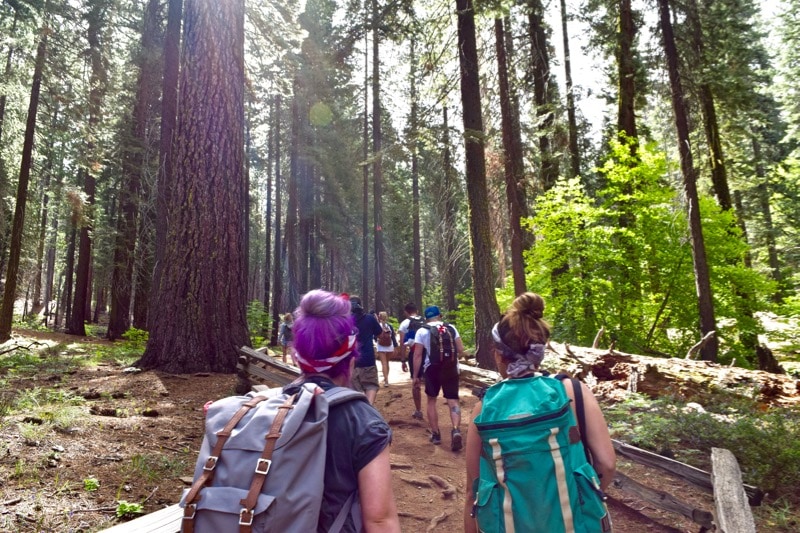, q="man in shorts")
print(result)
[397,303,424,420]
[350,295,382,404]
[412,305,465,451]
